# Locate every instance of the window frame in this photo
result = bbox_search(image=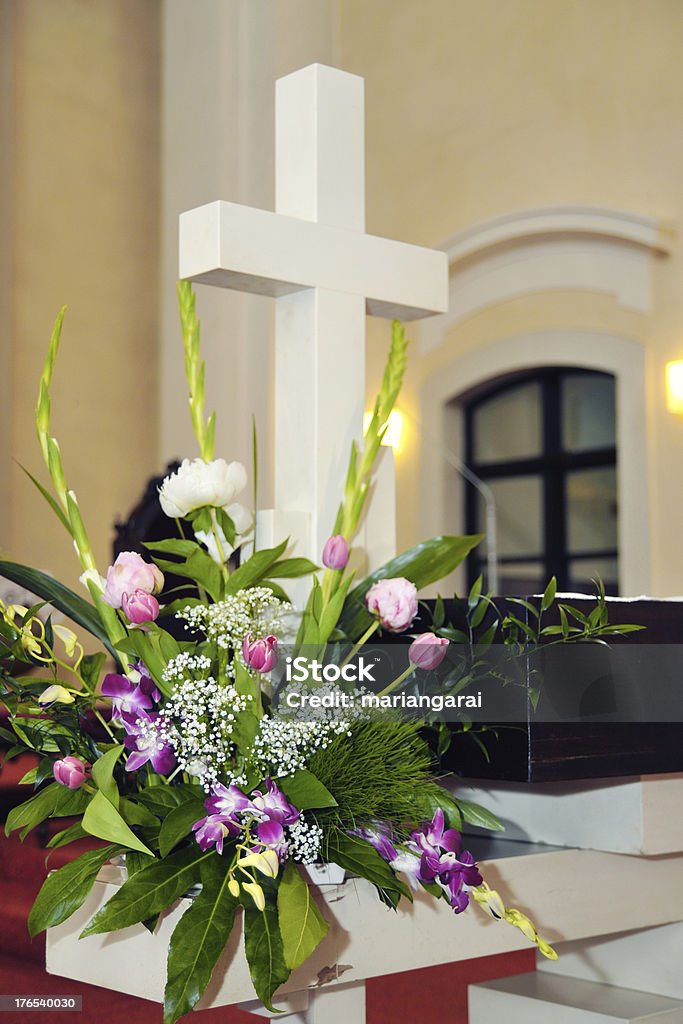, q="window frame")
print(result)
[464,367,618,594]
